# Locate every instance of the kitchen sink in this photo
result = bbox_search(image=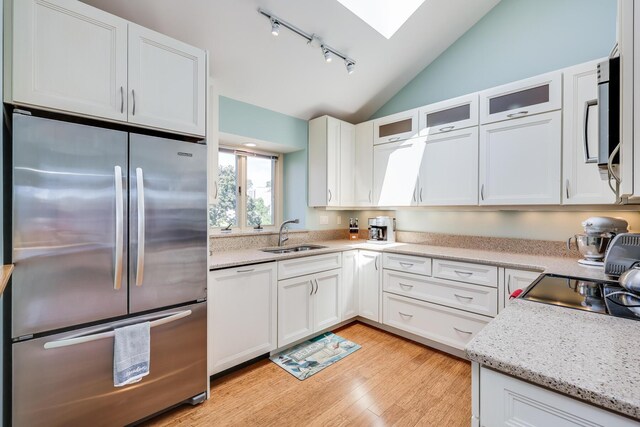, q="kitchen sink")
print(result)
[261,244,327,254]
